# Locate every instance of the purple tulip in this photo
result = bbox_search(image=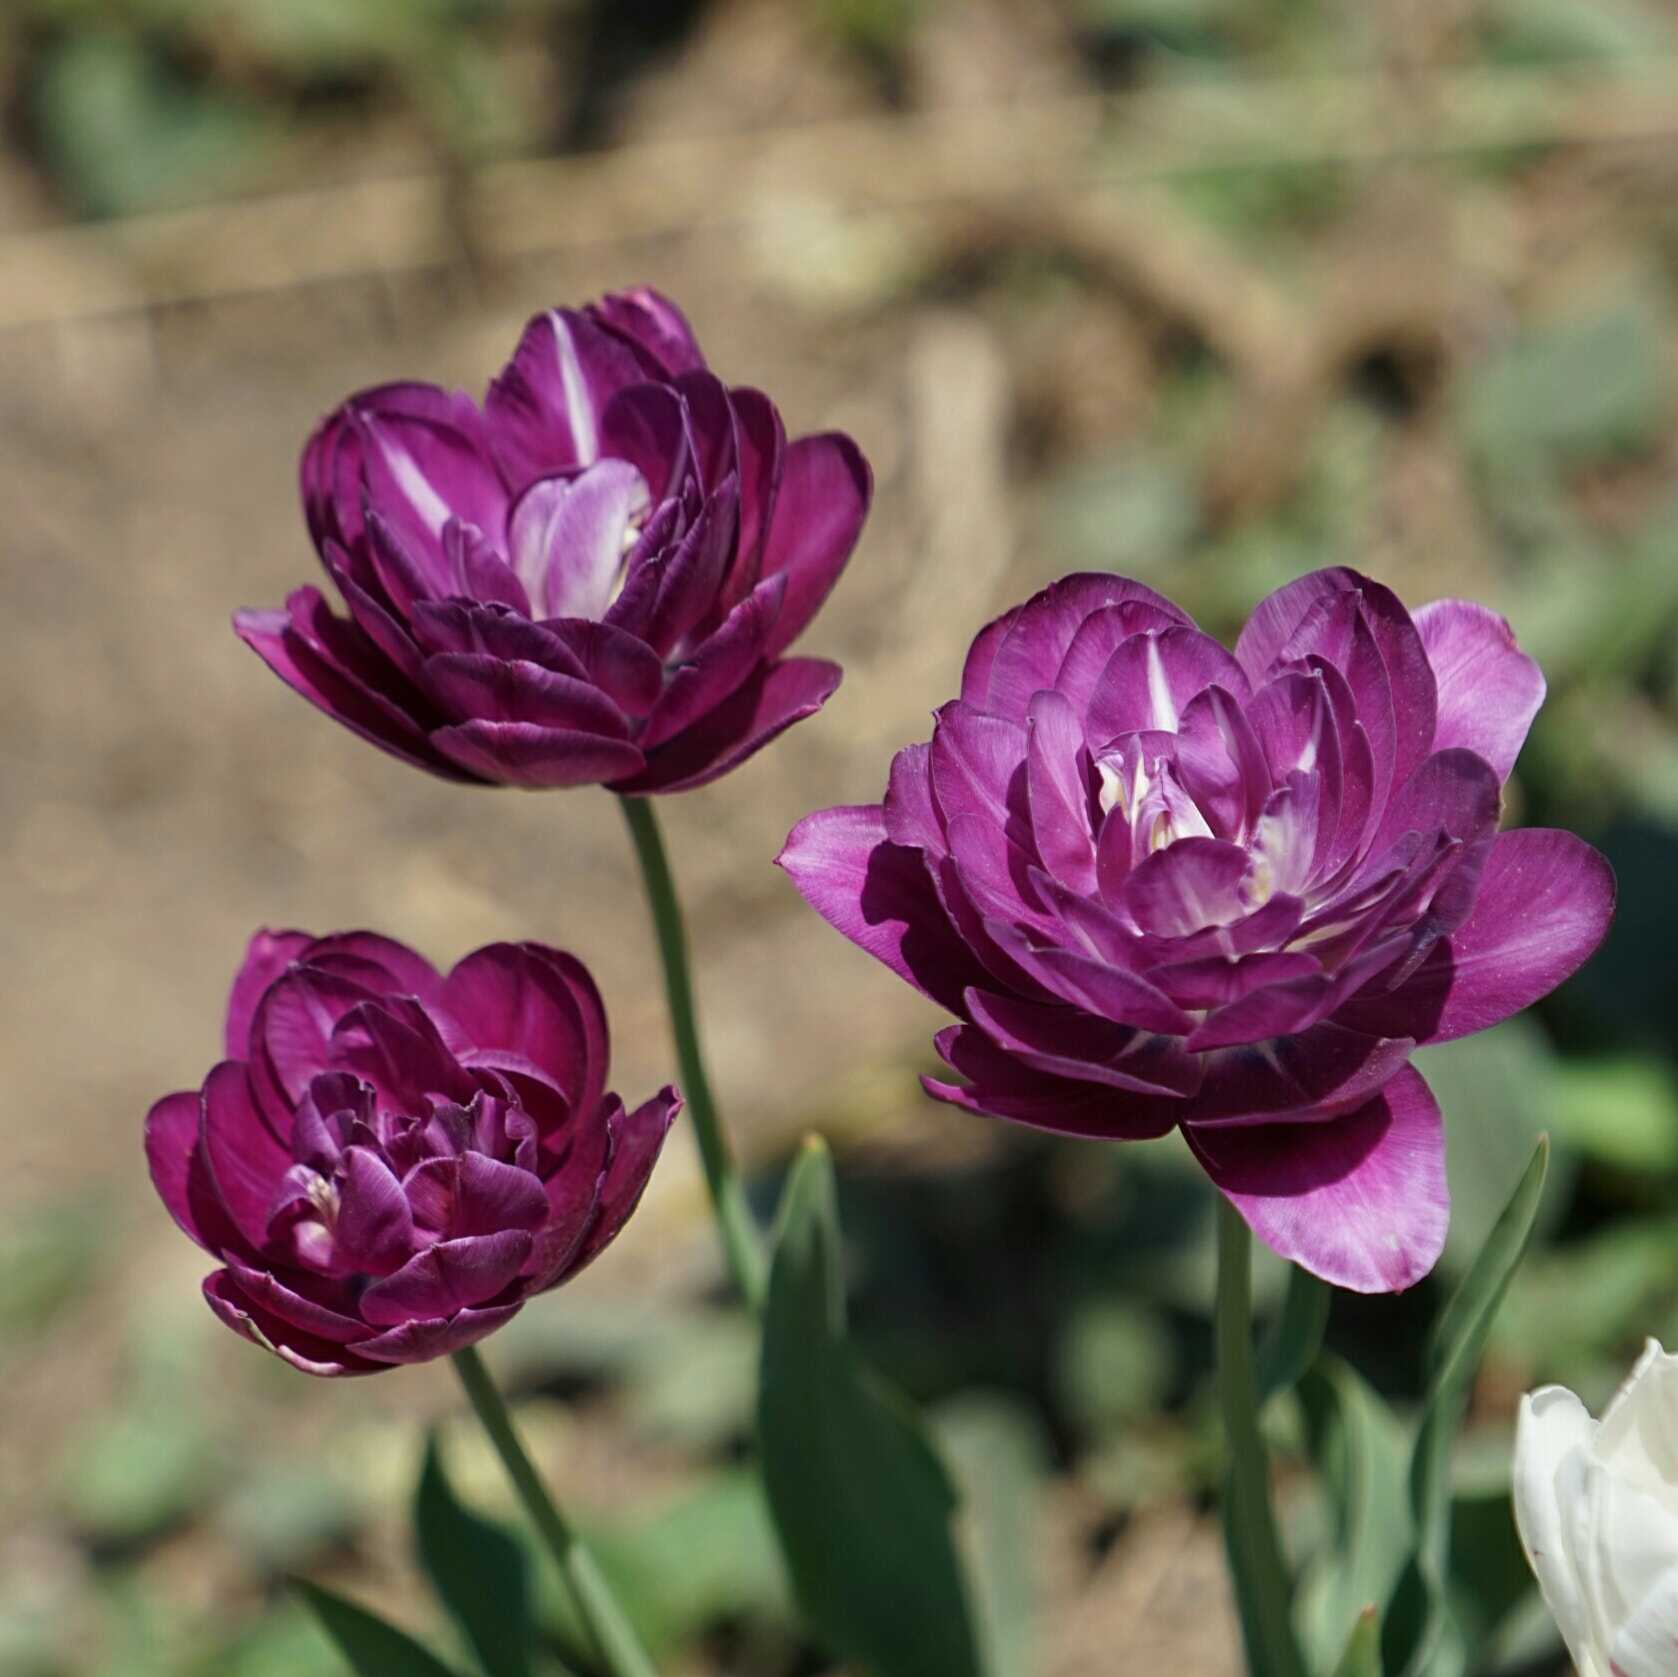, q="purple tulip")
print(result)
[235,289,872,793]
[780,569,1614,1293]
[145,931,678,1374]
